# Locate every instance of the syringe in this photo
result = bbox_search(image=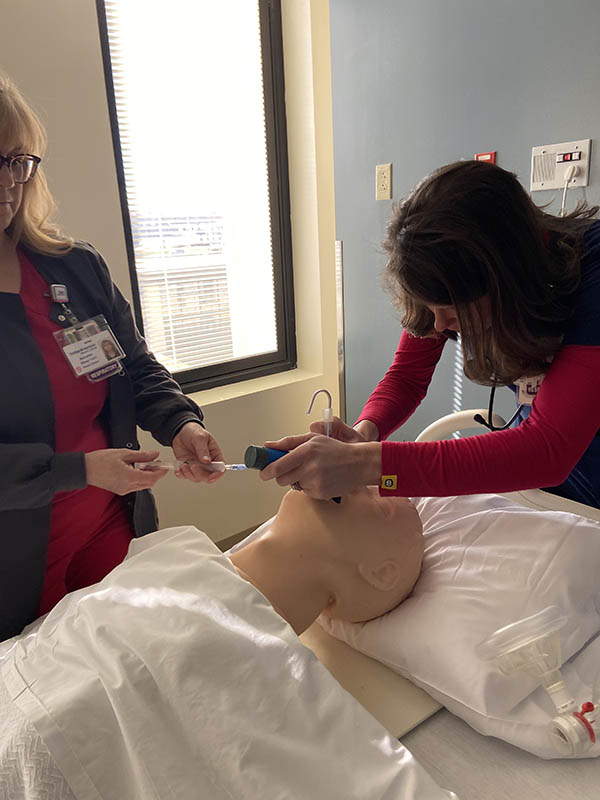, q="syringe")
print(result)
[134,459,246,472]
